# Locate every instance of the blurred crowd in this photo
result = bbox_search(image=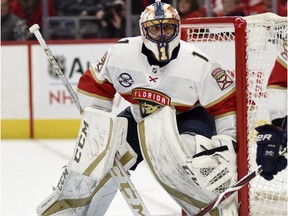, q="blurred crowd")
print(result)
[1,0,287,41]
